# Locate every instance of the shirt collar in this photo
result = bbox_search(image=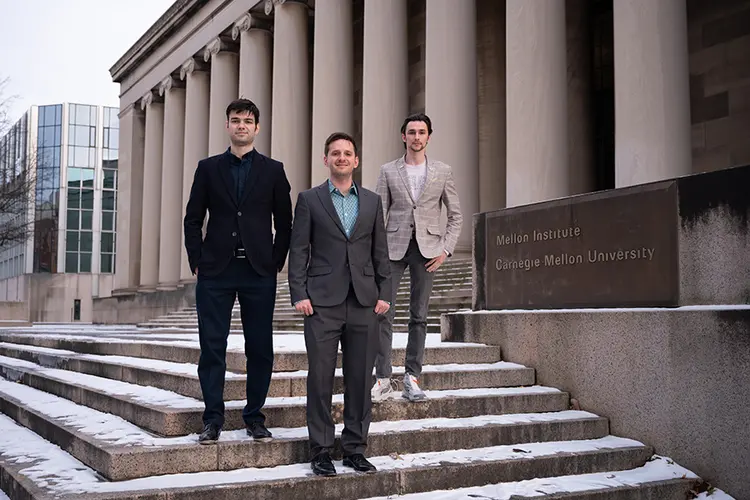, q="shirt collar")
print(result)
[224,147,255,163]
[328,179,358,196]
